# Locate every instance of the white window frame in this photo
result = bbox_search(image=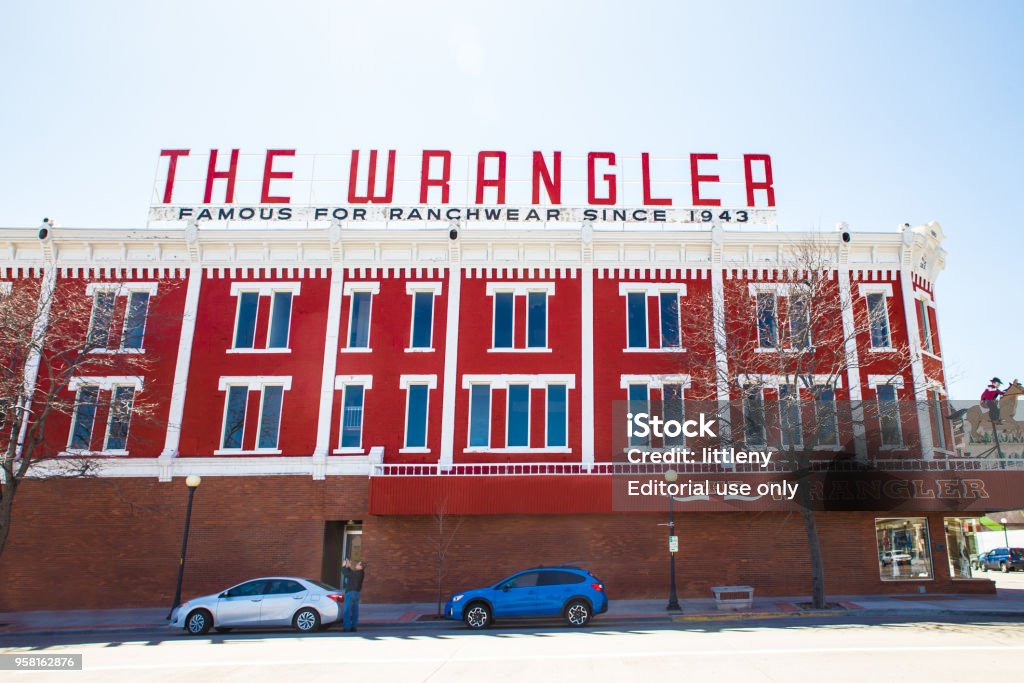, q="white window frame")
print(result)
[858,283,895,352]
[915,293,939,357]
[485,282,555,353]
[214,376,292,455]
[461,374,575,453]
[618,283,688,353]
[400,375,437,453]
[254,384,287,451]
[811,383,840,449]
[342,282,380,352]
[64,376,144,455]
[228,282,302,354]
[102,383,138,454]
[505,383,532,450]
[334,375,373,453]
[545,383,569,449]
[406,282,442,352]
[467,383,493,449]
